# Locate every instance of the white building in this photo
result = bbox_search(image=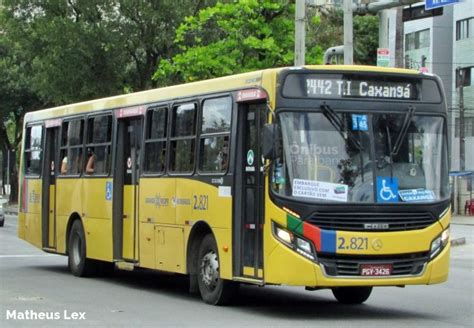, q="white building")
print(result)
[385,1,473,172]
[383,0,473,213]
[451,0,474,172]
